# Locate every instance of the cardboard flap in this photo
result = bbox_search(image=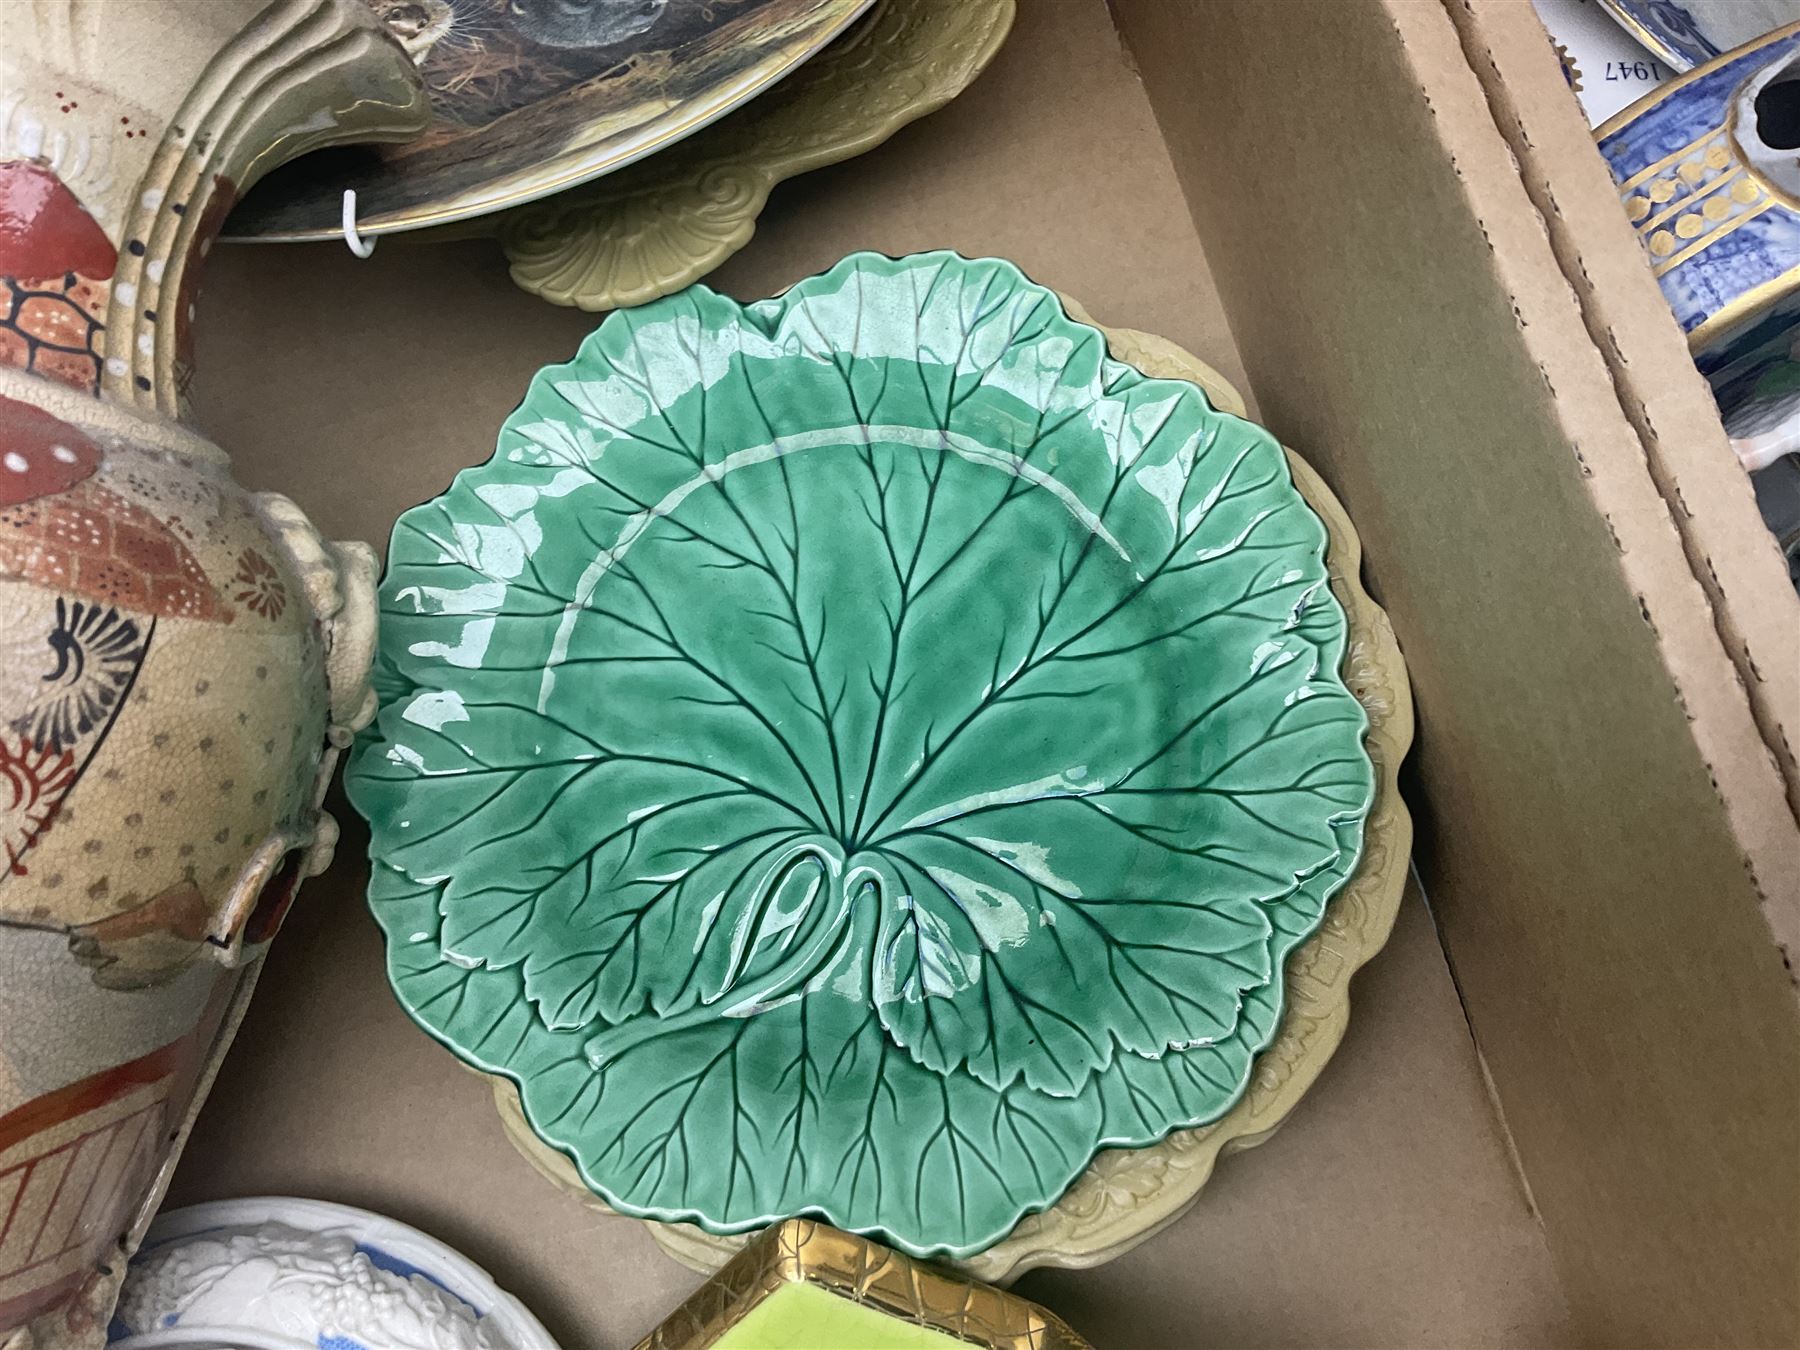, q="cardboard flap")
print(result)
[1444,0,1800,835]
[1109,0,1800,1343]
